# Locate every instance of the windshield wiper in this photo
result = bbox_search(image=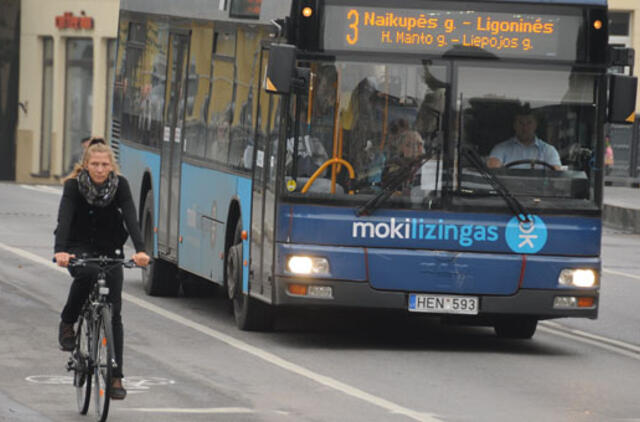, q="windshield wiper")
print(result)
[461,146,530,223]
[356,148,437,217]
